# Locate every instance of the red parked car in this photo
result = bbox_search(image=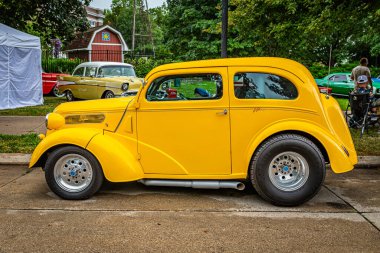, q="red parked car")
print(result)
[42,72,68,96]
